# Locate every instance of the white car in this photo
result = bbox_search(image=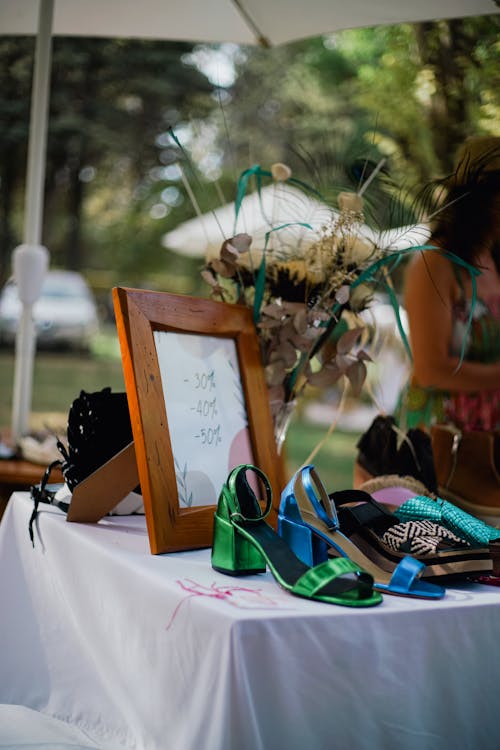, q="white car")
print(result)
[0,270,99,351]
